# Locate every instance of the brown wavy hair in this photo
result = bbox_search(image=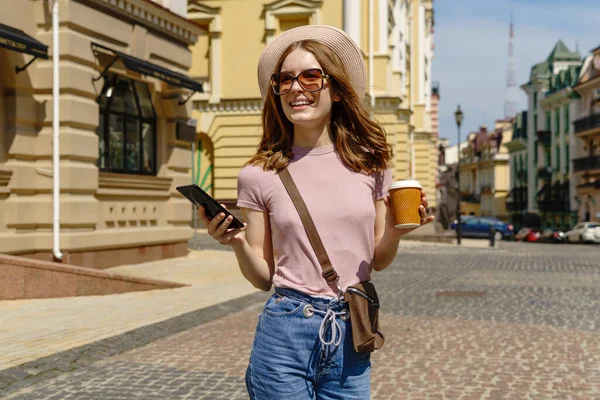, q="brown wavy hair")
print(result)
[247,40,393,173]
